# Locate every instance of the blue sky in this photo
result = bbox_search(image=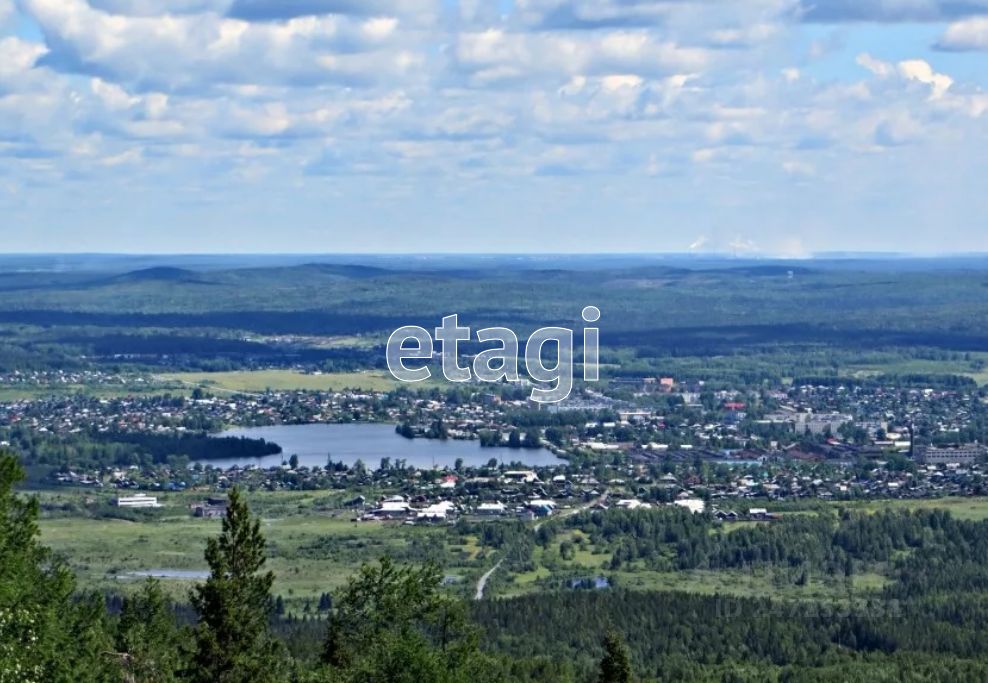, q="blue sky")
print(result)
[1,0,988,255]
